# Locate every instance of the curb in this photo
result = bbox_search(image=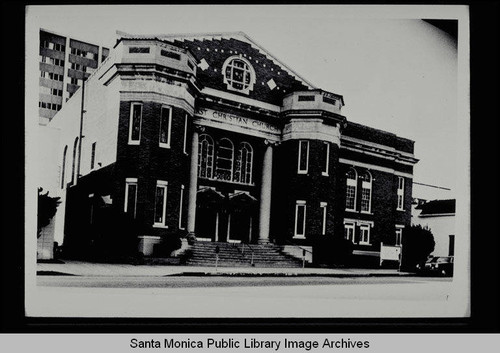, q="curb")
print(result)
[167,272,415,277]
